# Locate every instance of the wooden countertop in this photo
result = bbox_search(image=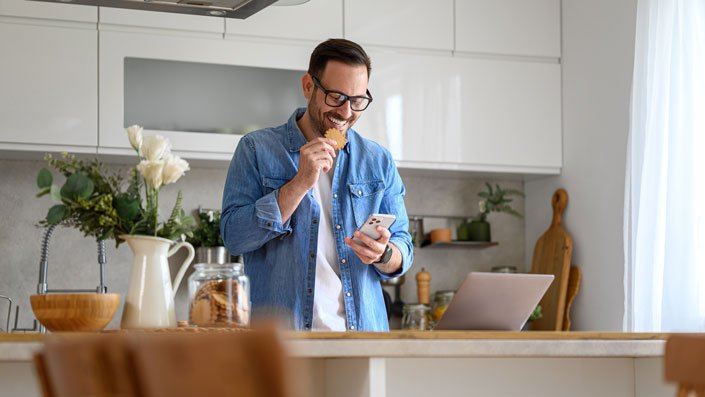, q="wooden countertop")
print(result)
[0,330,686,342]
